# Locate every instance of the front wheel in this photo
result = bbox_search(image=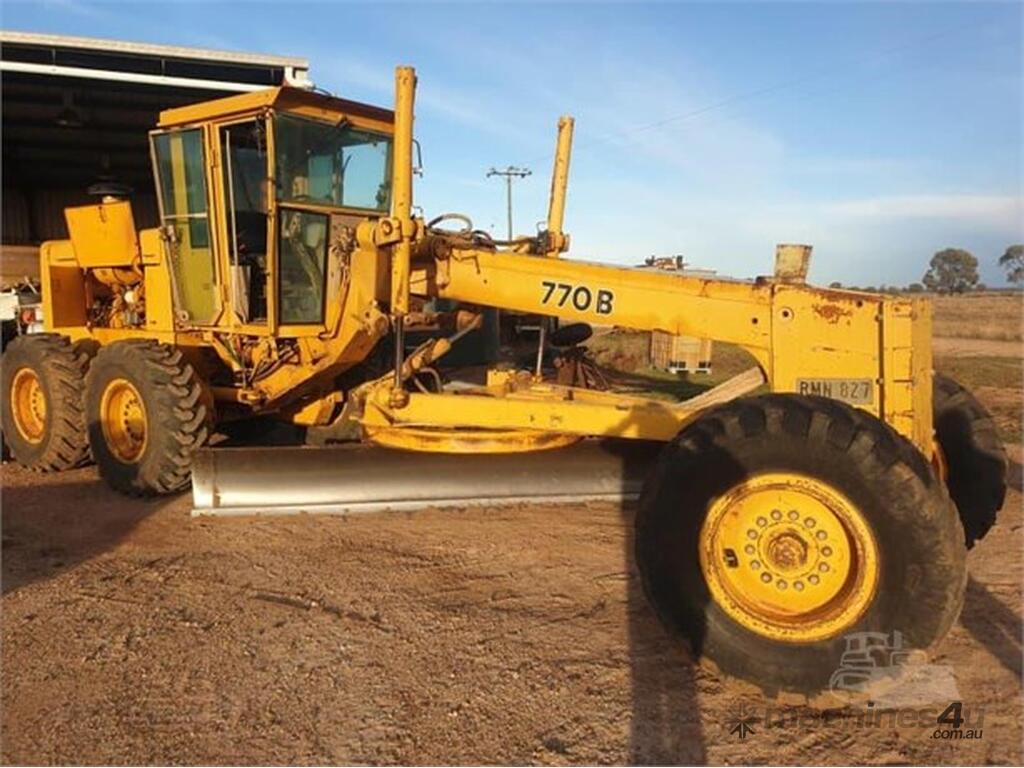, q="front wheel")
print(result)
[933,373,1007,547]
[635,394,966,694]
